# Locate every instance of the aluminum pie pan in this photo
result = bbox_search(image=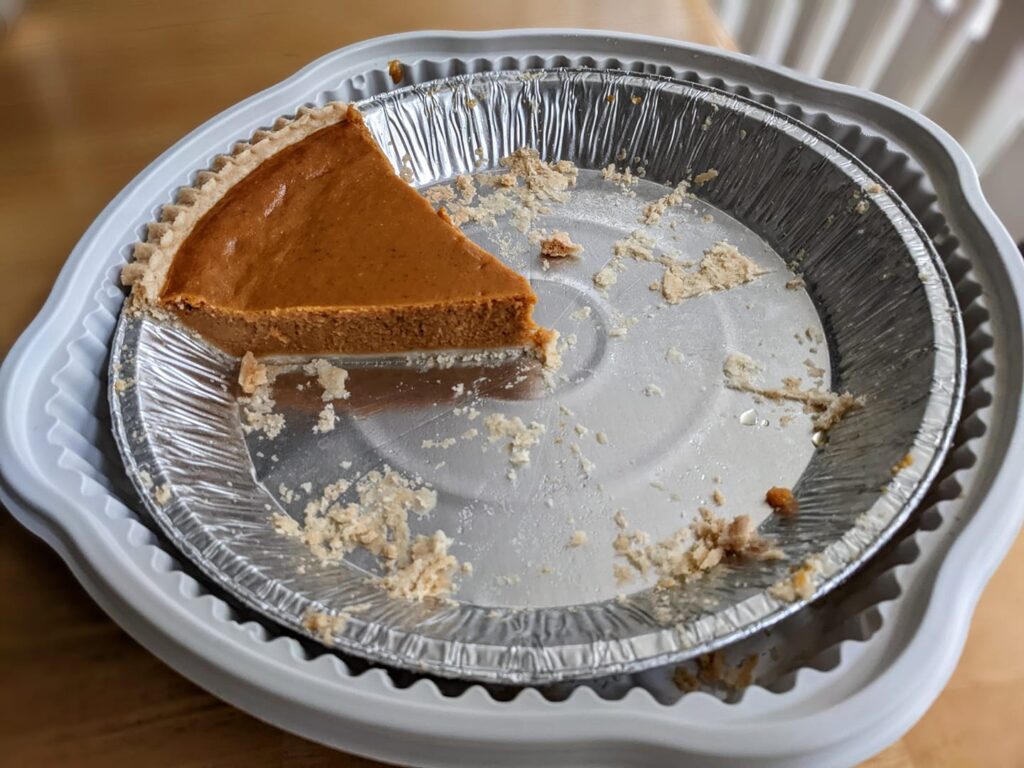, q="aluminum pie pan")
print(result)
[108,68,965,684]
